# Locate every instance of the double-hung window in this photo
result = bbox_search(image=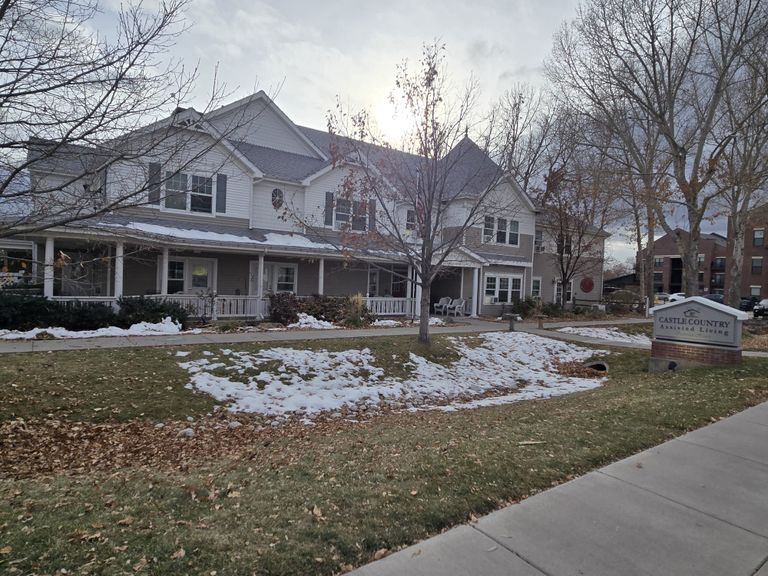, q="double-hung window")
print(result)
[190,175,213,213]
[406,210,417,231]
[165,172,188,210]
[752,257,763,275]
[167,261,185,294]
[483,216,495,242]
[335,198,351,228]
[276,266,296,292]
[754,229,765,247]
[534,230,544,252]
[531,277,542,299]
[351,200,367,232]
